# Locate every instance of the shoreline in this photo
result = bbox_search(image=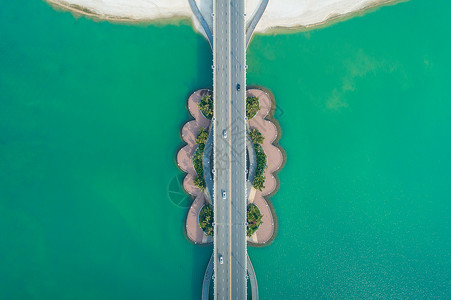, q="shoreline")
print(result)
[262,0,408,35]
[45,0,405,34]
[44,0,191,26]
